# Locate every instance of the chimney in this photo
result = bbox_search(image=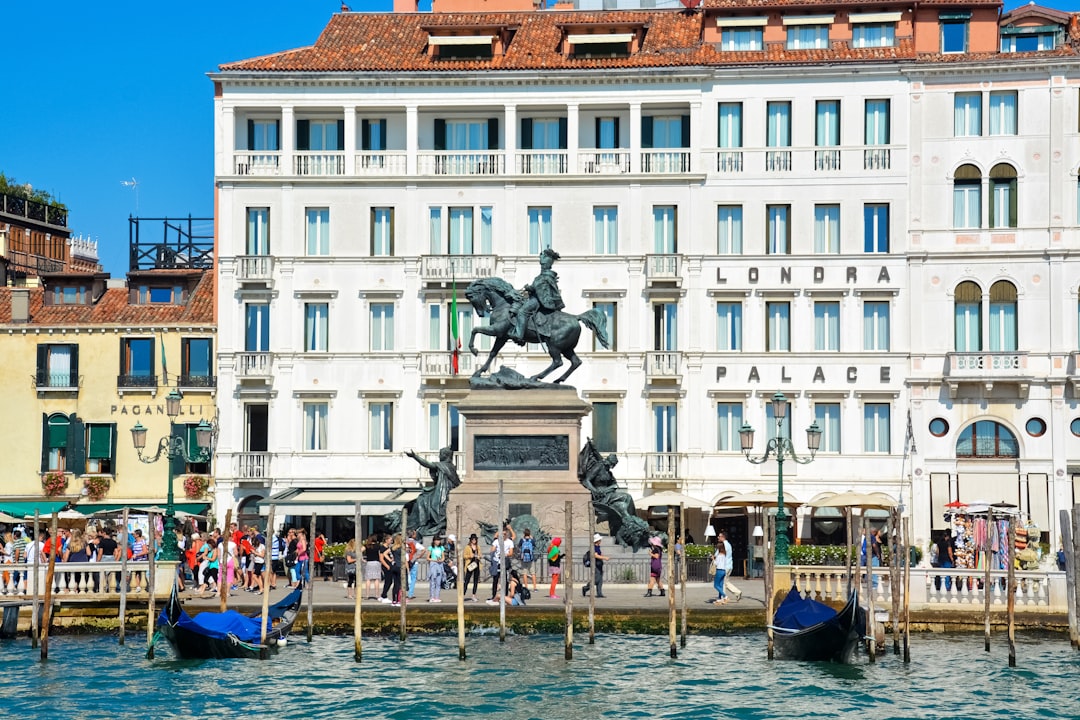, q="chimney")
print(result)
[11,288,30,323]
[393,0,419,11]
